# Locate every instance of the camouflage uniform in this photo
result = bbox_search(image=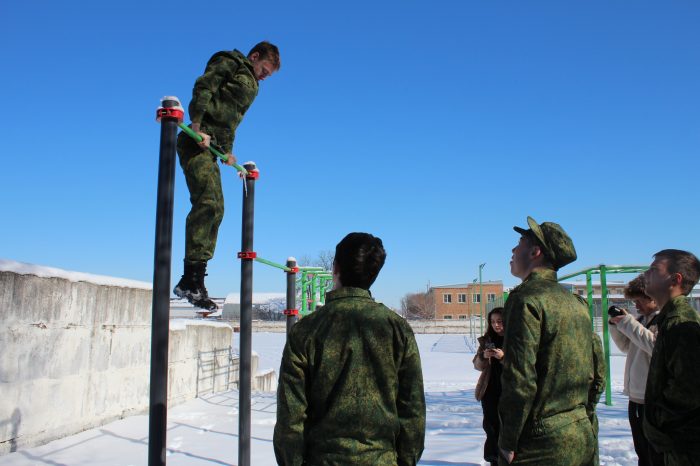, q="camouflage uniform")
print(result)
[499,217,602,466]
[177,49,259,262]
[643,295,700,465]
[273,287,426,466]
